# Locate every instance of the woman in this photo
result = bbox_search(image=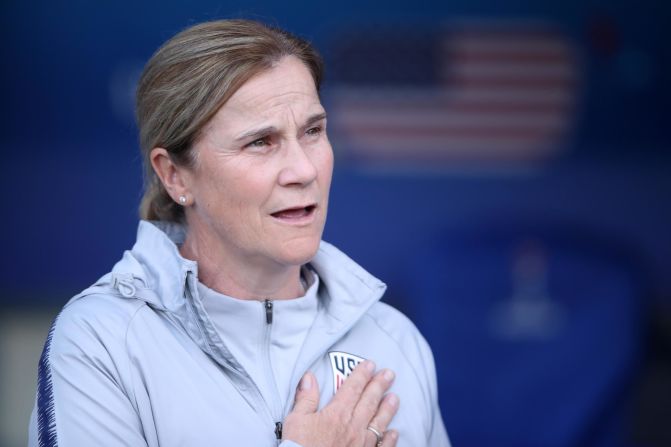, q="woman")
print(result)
[29,19,450,447]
